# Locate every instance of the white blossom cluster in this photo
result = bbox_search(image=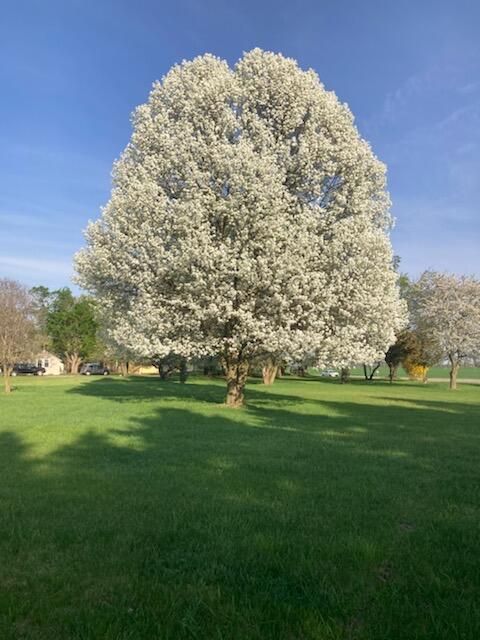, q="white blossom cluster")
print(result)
[76,49,406,368]
[413,272,480,365]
